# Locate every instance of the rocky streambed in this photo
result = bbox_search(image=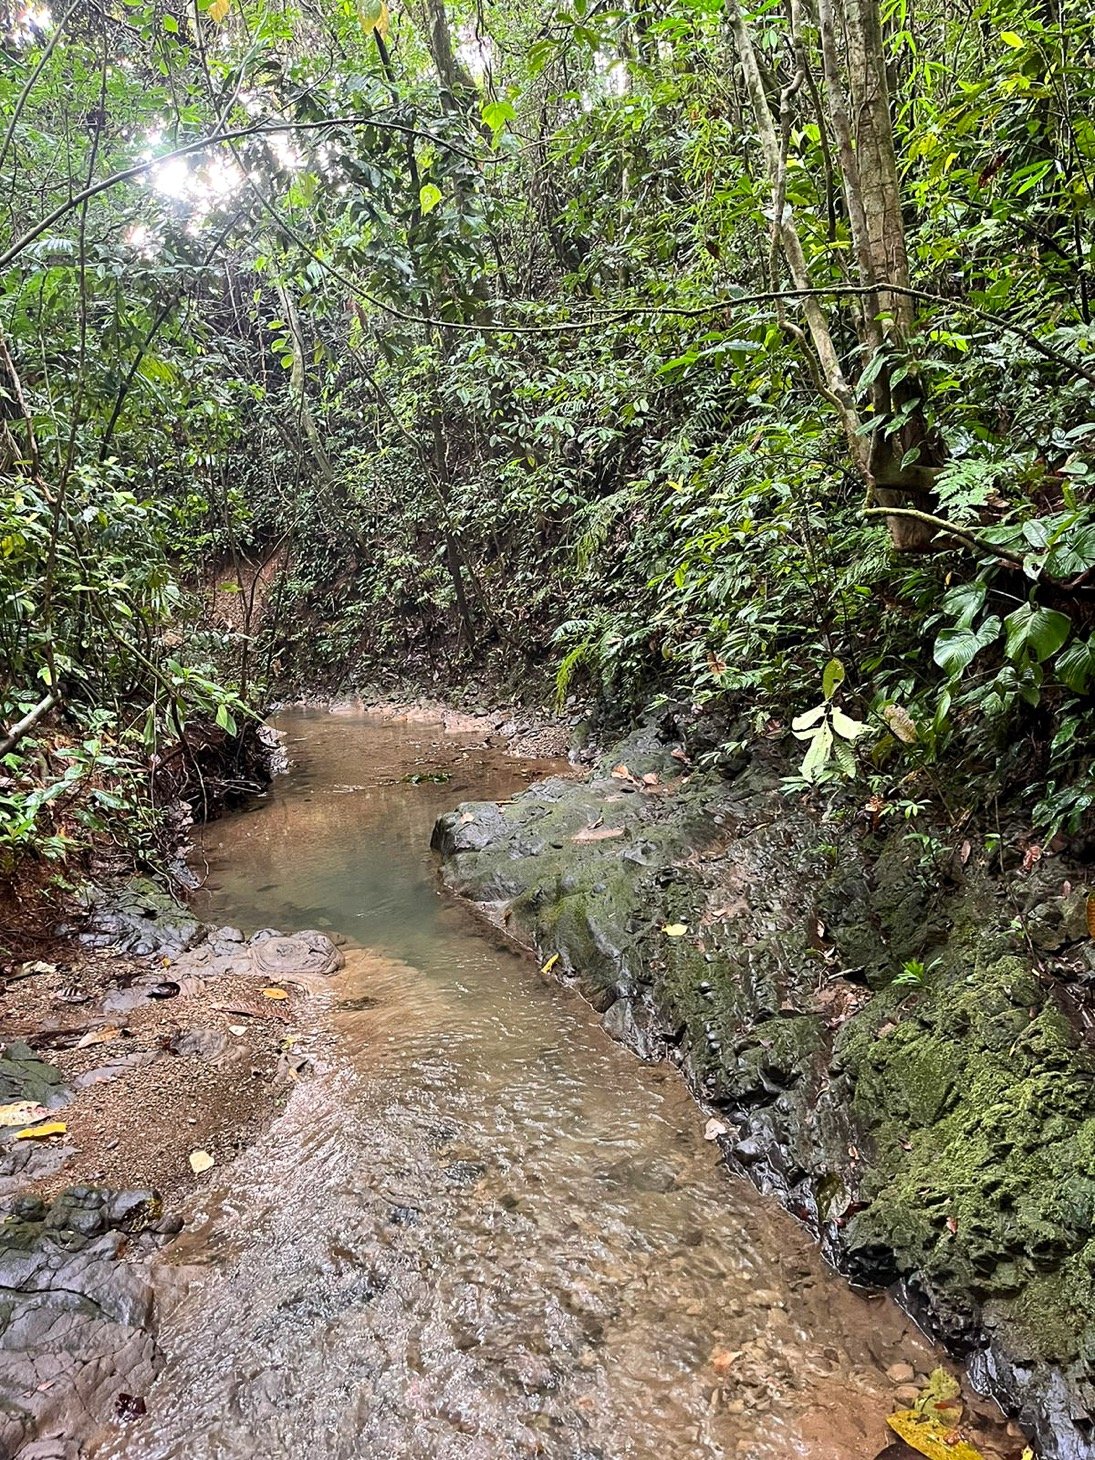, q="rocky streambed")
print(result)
[0,895,345,1460]
[434,720,1095,1460]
